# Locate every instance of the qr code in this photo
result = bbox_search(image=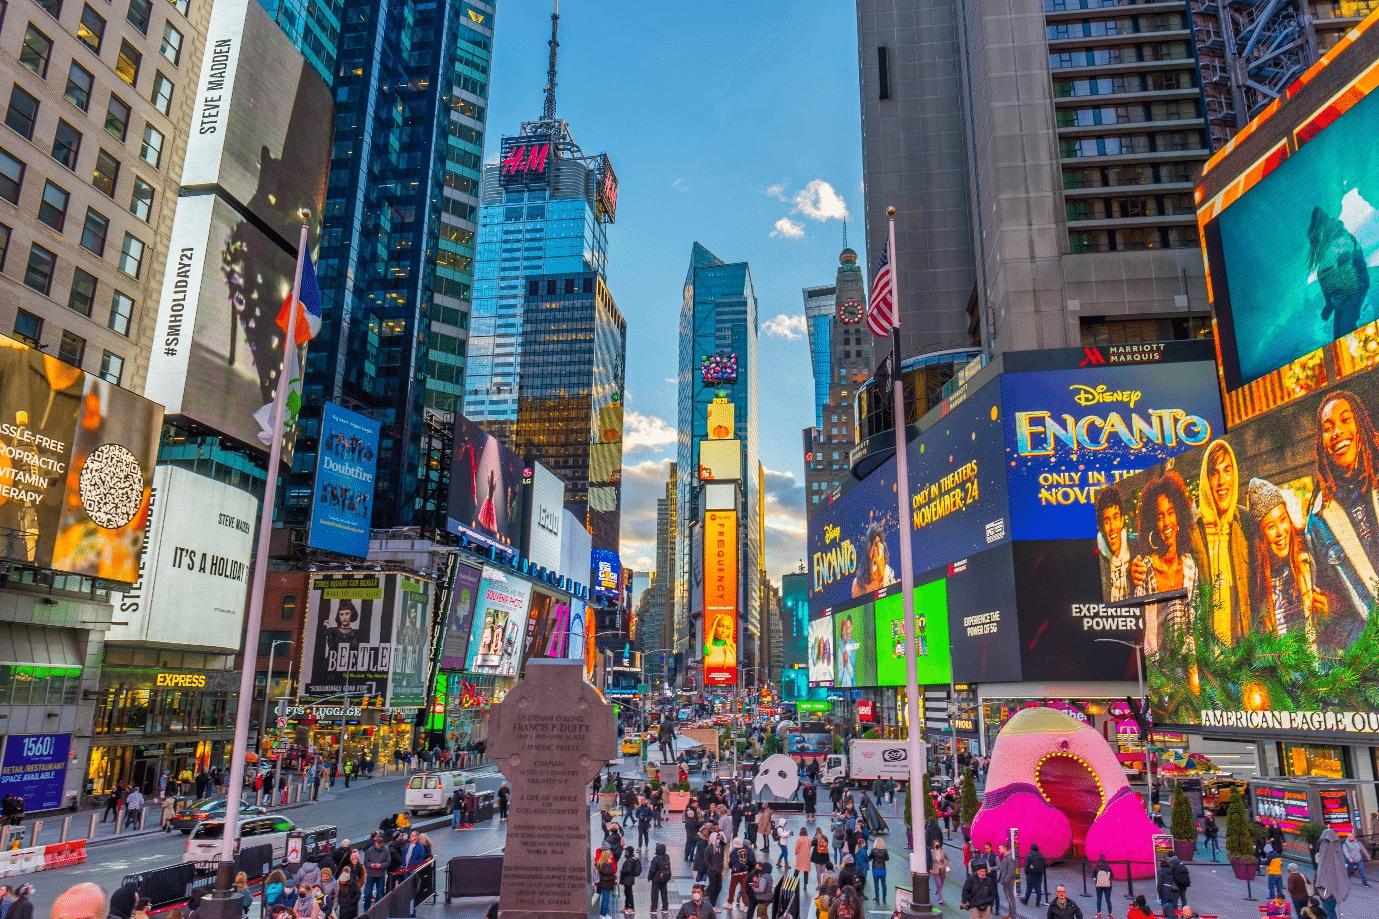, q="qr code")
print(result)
[79,443,145,529]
